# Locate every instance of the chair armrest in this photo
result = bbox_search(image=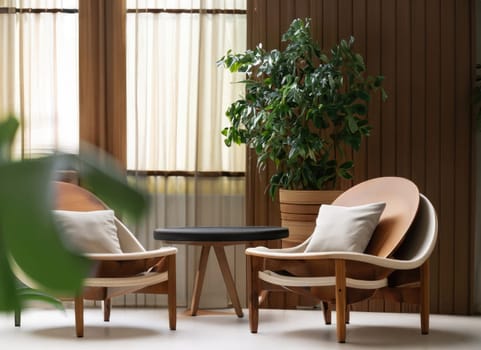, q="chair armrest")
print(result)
[245,247,426,270]
[85,247,177,261]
